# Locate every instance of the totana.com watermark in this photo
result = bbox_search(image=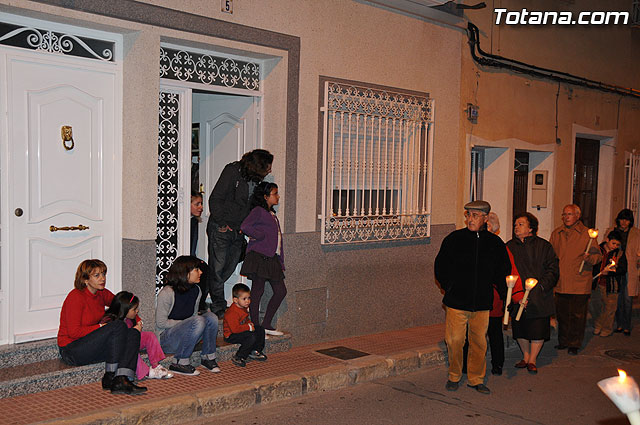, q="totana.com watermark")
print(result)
[494,8,629,25]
